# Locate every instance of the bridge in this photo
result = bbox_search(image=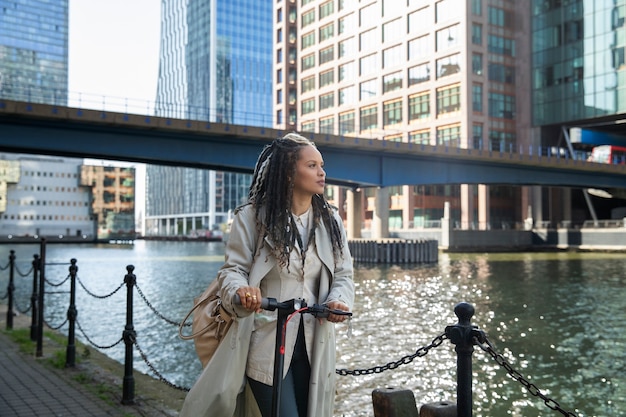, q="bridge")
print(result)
[1,99,626,190]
